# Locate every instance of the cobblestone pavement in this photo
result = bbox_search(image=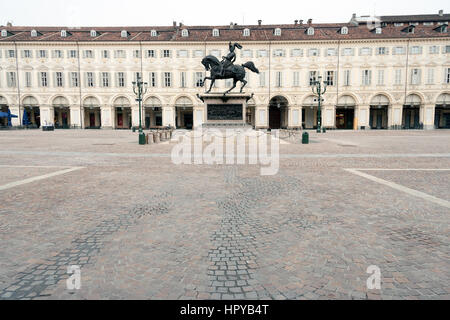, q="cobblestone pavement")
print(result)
[0,129,449,300]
